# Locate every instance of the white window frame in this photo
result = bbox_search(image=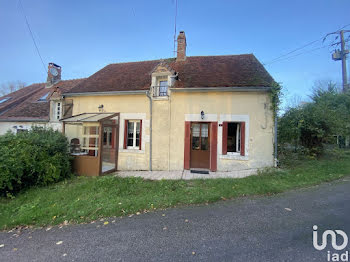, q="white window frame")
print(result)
[56,102,62,120]
[158,80,168,96]
[227,122,241,154]
[127,120,140,149]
